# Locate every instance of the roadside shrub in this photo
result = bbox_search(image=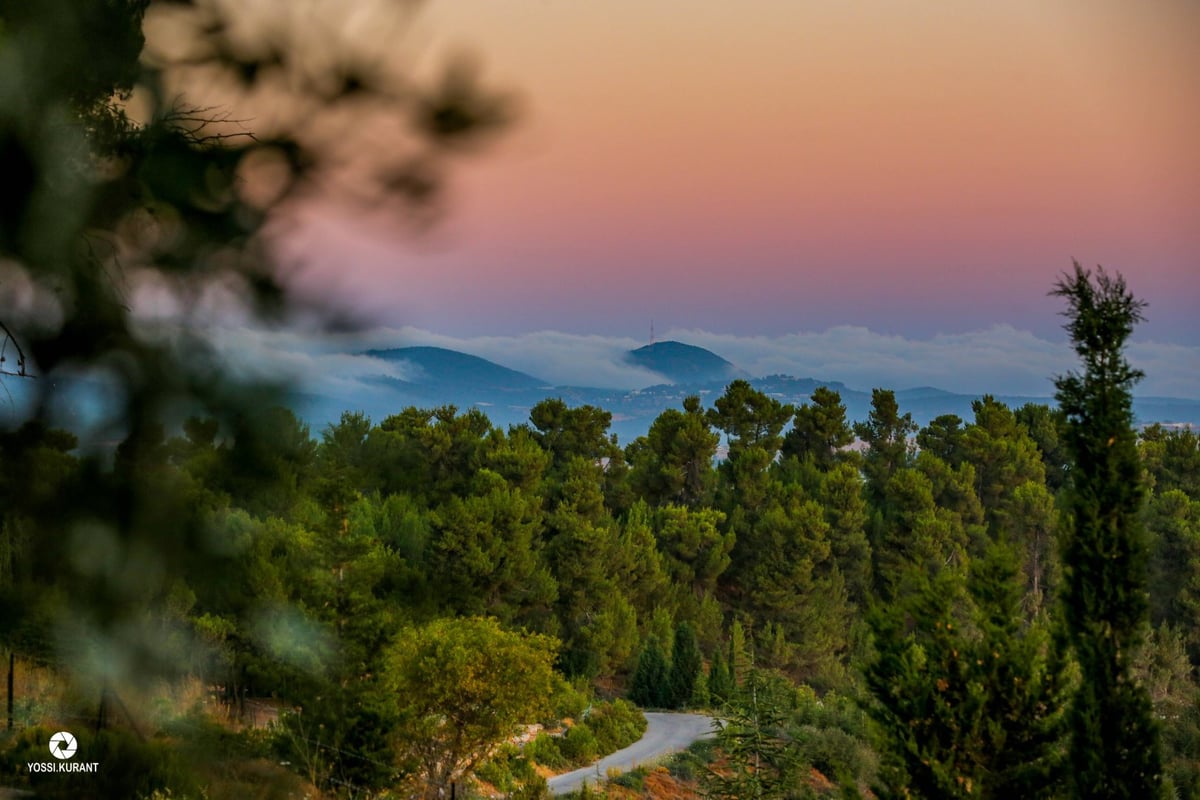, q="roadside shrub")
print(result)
[666,737,715,782]
[796,724,874,785]
[475,746,517,792]
[510,749,538,783]
[525,732,567,770]
[527,699,648,771]
[557,724,598,763]
[509,773,550,800]
[583,699,646,754]
[270,684,397,792]
[476,742,546,798]
[794,690,868,738]
[549,677,591,724]
[609,765,649,790]
[791,689,877,788]
[163,712,270,762]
